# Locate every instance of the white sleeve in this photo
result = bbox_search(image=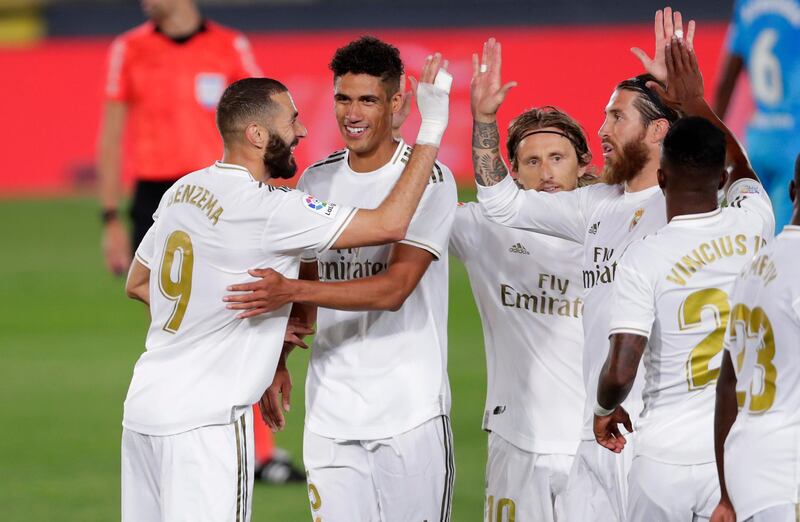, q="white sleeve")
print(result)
[400,165,457,259]
[727,178,775,239]
[449,203,480,262]
[295,173,318,262]
[263,190,357,256]
[608,242,657,338]
[476,175,593,243]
